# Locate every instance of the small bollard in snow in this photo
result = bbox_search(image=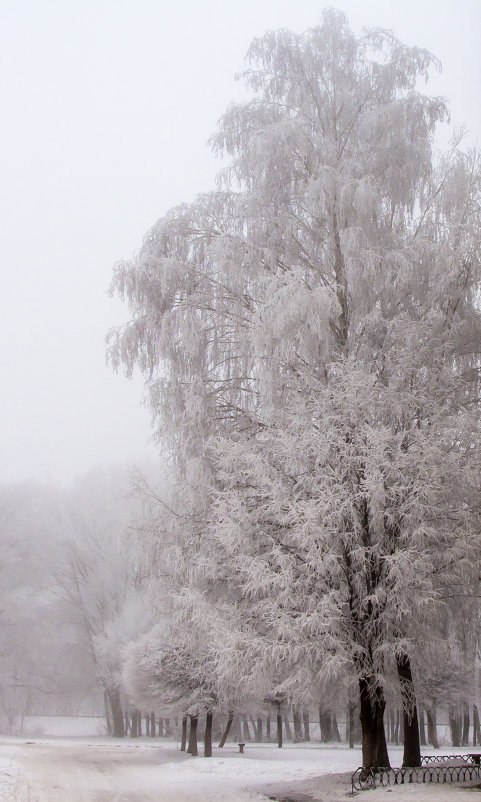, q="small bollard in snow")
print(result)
[238,743,245,754]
